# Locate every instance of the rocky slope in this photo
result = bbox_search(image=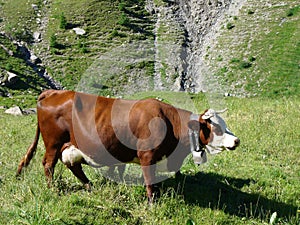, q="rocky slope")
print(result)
[148,0,244,93]
[0,0,299,99]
